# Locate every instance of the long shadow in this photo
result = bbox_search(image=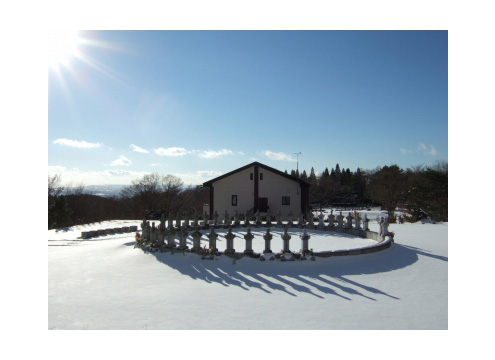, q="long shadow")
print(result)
[144,242,446,300]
